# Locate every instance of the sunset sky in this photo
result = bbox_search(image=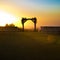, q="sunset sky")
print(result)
[0,0,60,29]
